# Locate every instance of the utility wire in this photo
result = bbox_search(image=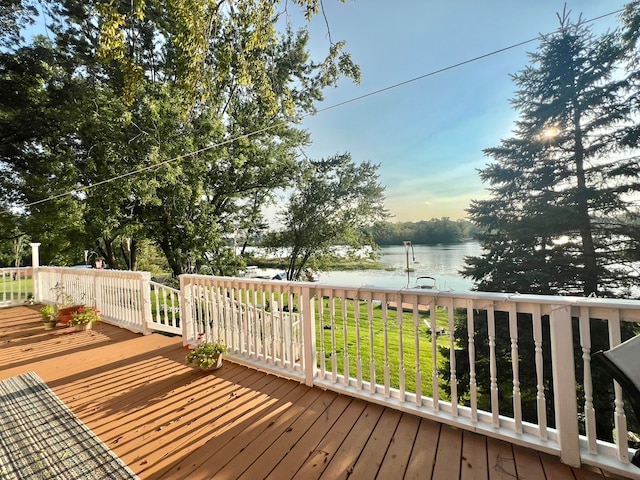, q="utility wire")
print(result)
[315,9,625,115]
[11,7,627,211]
